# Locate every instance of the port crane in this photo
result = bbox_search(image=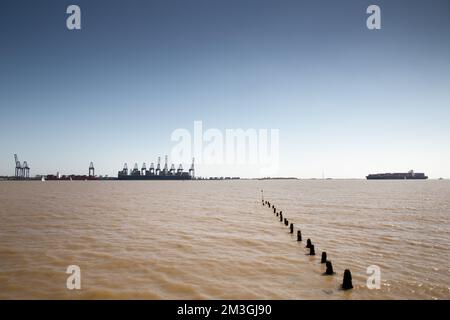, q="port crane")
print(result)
[189,158,195,178]
[156,157,161,176]
[149,163,155,175]
[163,155,169,175]
[14,154,30,179]
[14,154,22,178]
[89,162,95,177]
[23,161,30,179]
